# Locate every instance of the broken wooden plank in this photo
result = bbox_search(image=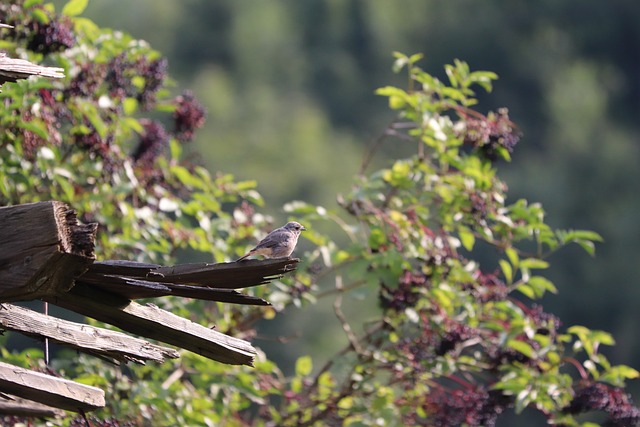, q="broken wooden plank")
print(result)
[0,201,97,302]
[80,258,298,291]
[0,52,65,85]
[0,395,65,417]
[0,304,179,364]
[46,286,257,366]
[76,274,270,305]
[75,258,297,303]
[148,258,299,289]
[0,361,104,412]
